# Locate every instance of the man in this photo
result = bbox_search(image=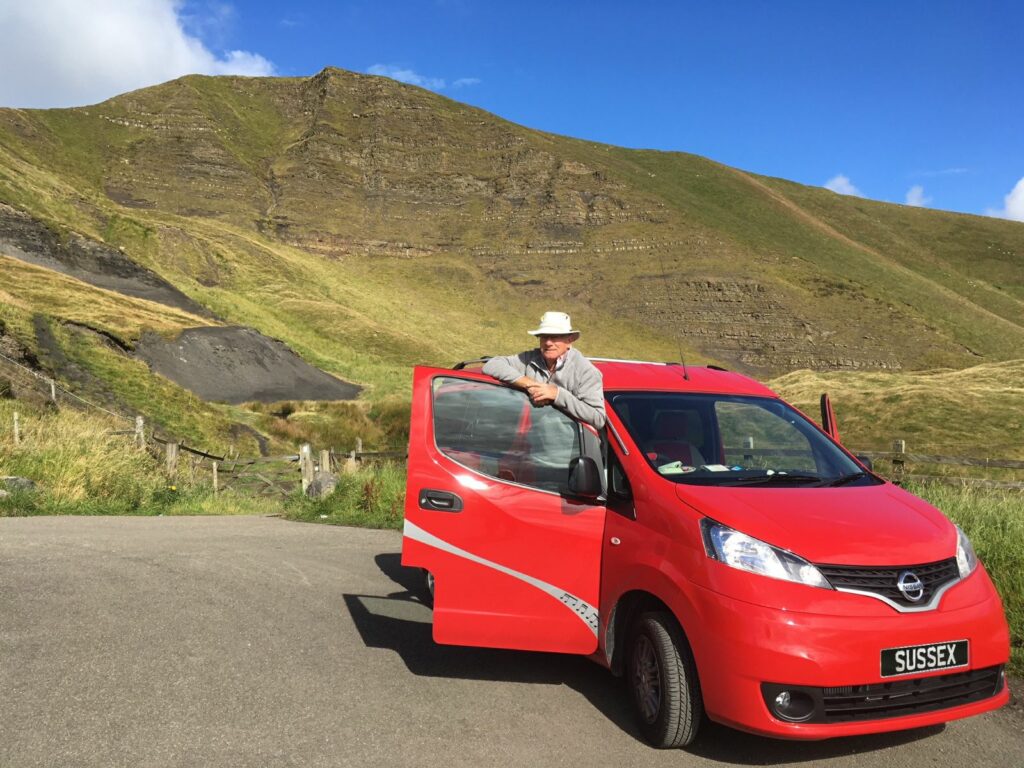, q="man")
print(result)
[482,311,606,429]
